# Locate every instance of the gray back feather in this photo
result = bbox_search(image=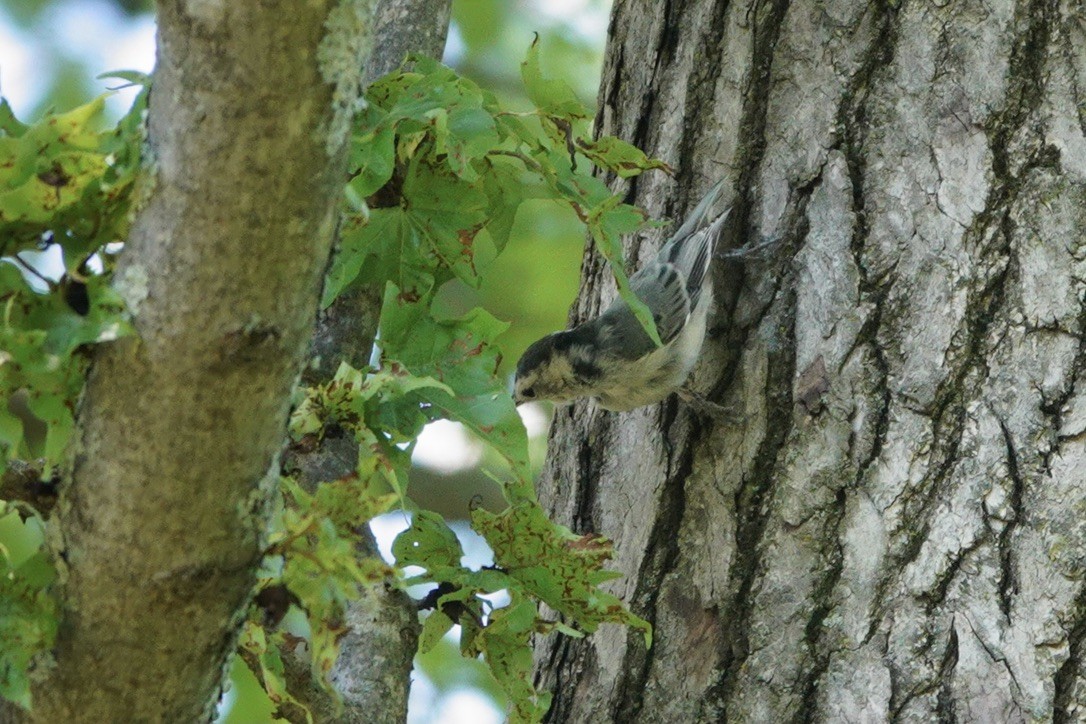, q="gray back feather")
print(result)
[595,181,730,358]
